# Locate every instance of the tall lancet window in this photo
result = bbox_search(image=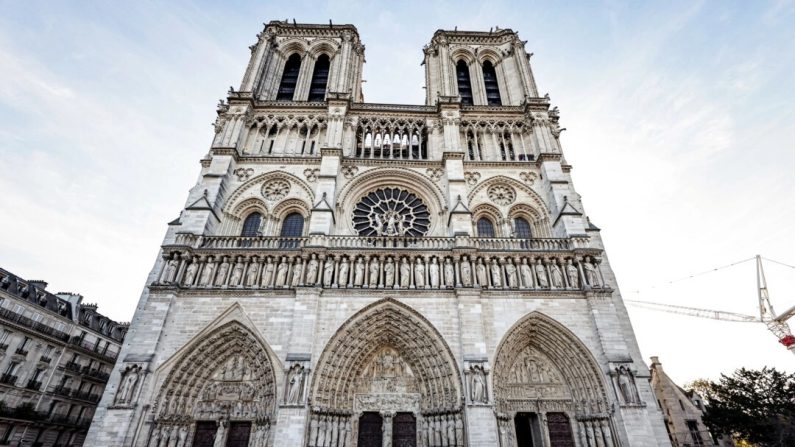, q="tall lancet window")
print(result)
[276,53,302,101]
[477,218,496,238]
[241,212,263,237]
[514,217,532,239]
[482,60,502,105]
[456,60,473,105]
[308,54,330,101]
